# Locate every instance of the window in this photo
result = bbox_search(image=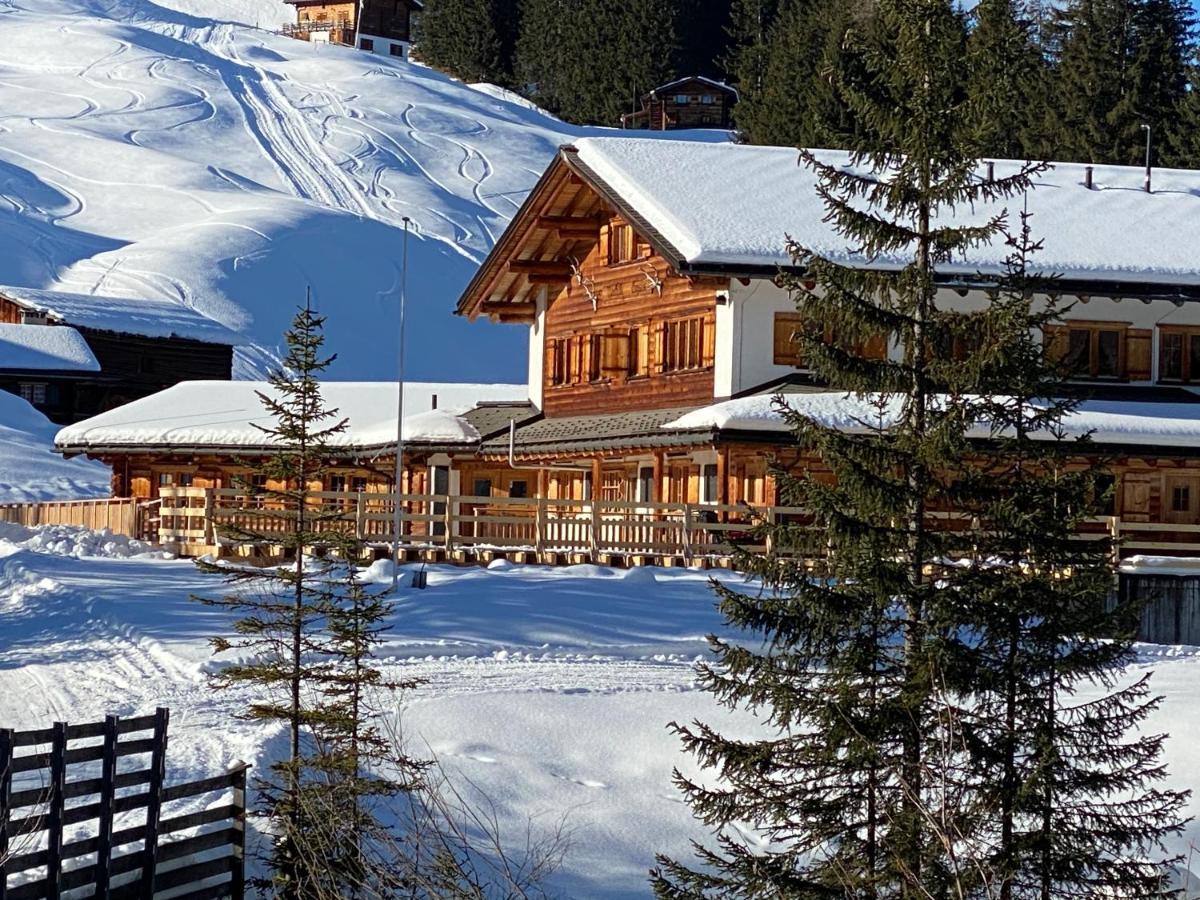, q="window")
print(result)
[637,466,654,503]
[587,334,602,382]
[1046,322,1127,379]
[608,223,635,265]
[1172,483,1191,513]
[473,478,493,498]
[773,312,886,368]
[701,464,719,505]
[329,474,348,492]
[251,474,268,493]
[509,480,528,499]
[177,472,194,488]
[352,476,367,493]
[662,316,709,373]
[359,37,374,50]
[582,470,593,501]
[17,382,47,406]
[1165,475,1200,524]
[158,472,174,487]
[389,43,404,57]
[1159,327,1200,383]
[1094,473,1116,516]
[673,94,691,104]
